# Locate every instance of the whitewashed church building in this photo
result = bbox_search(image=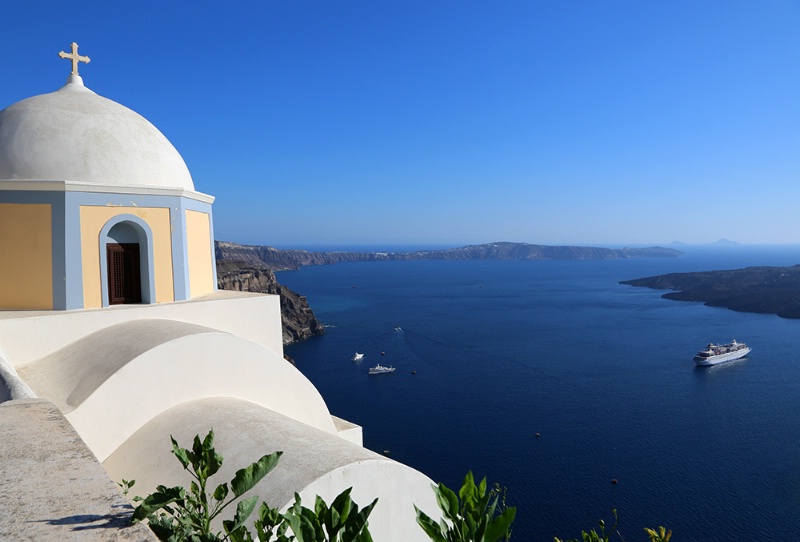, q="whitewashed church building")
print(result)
[0,44,437,541]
